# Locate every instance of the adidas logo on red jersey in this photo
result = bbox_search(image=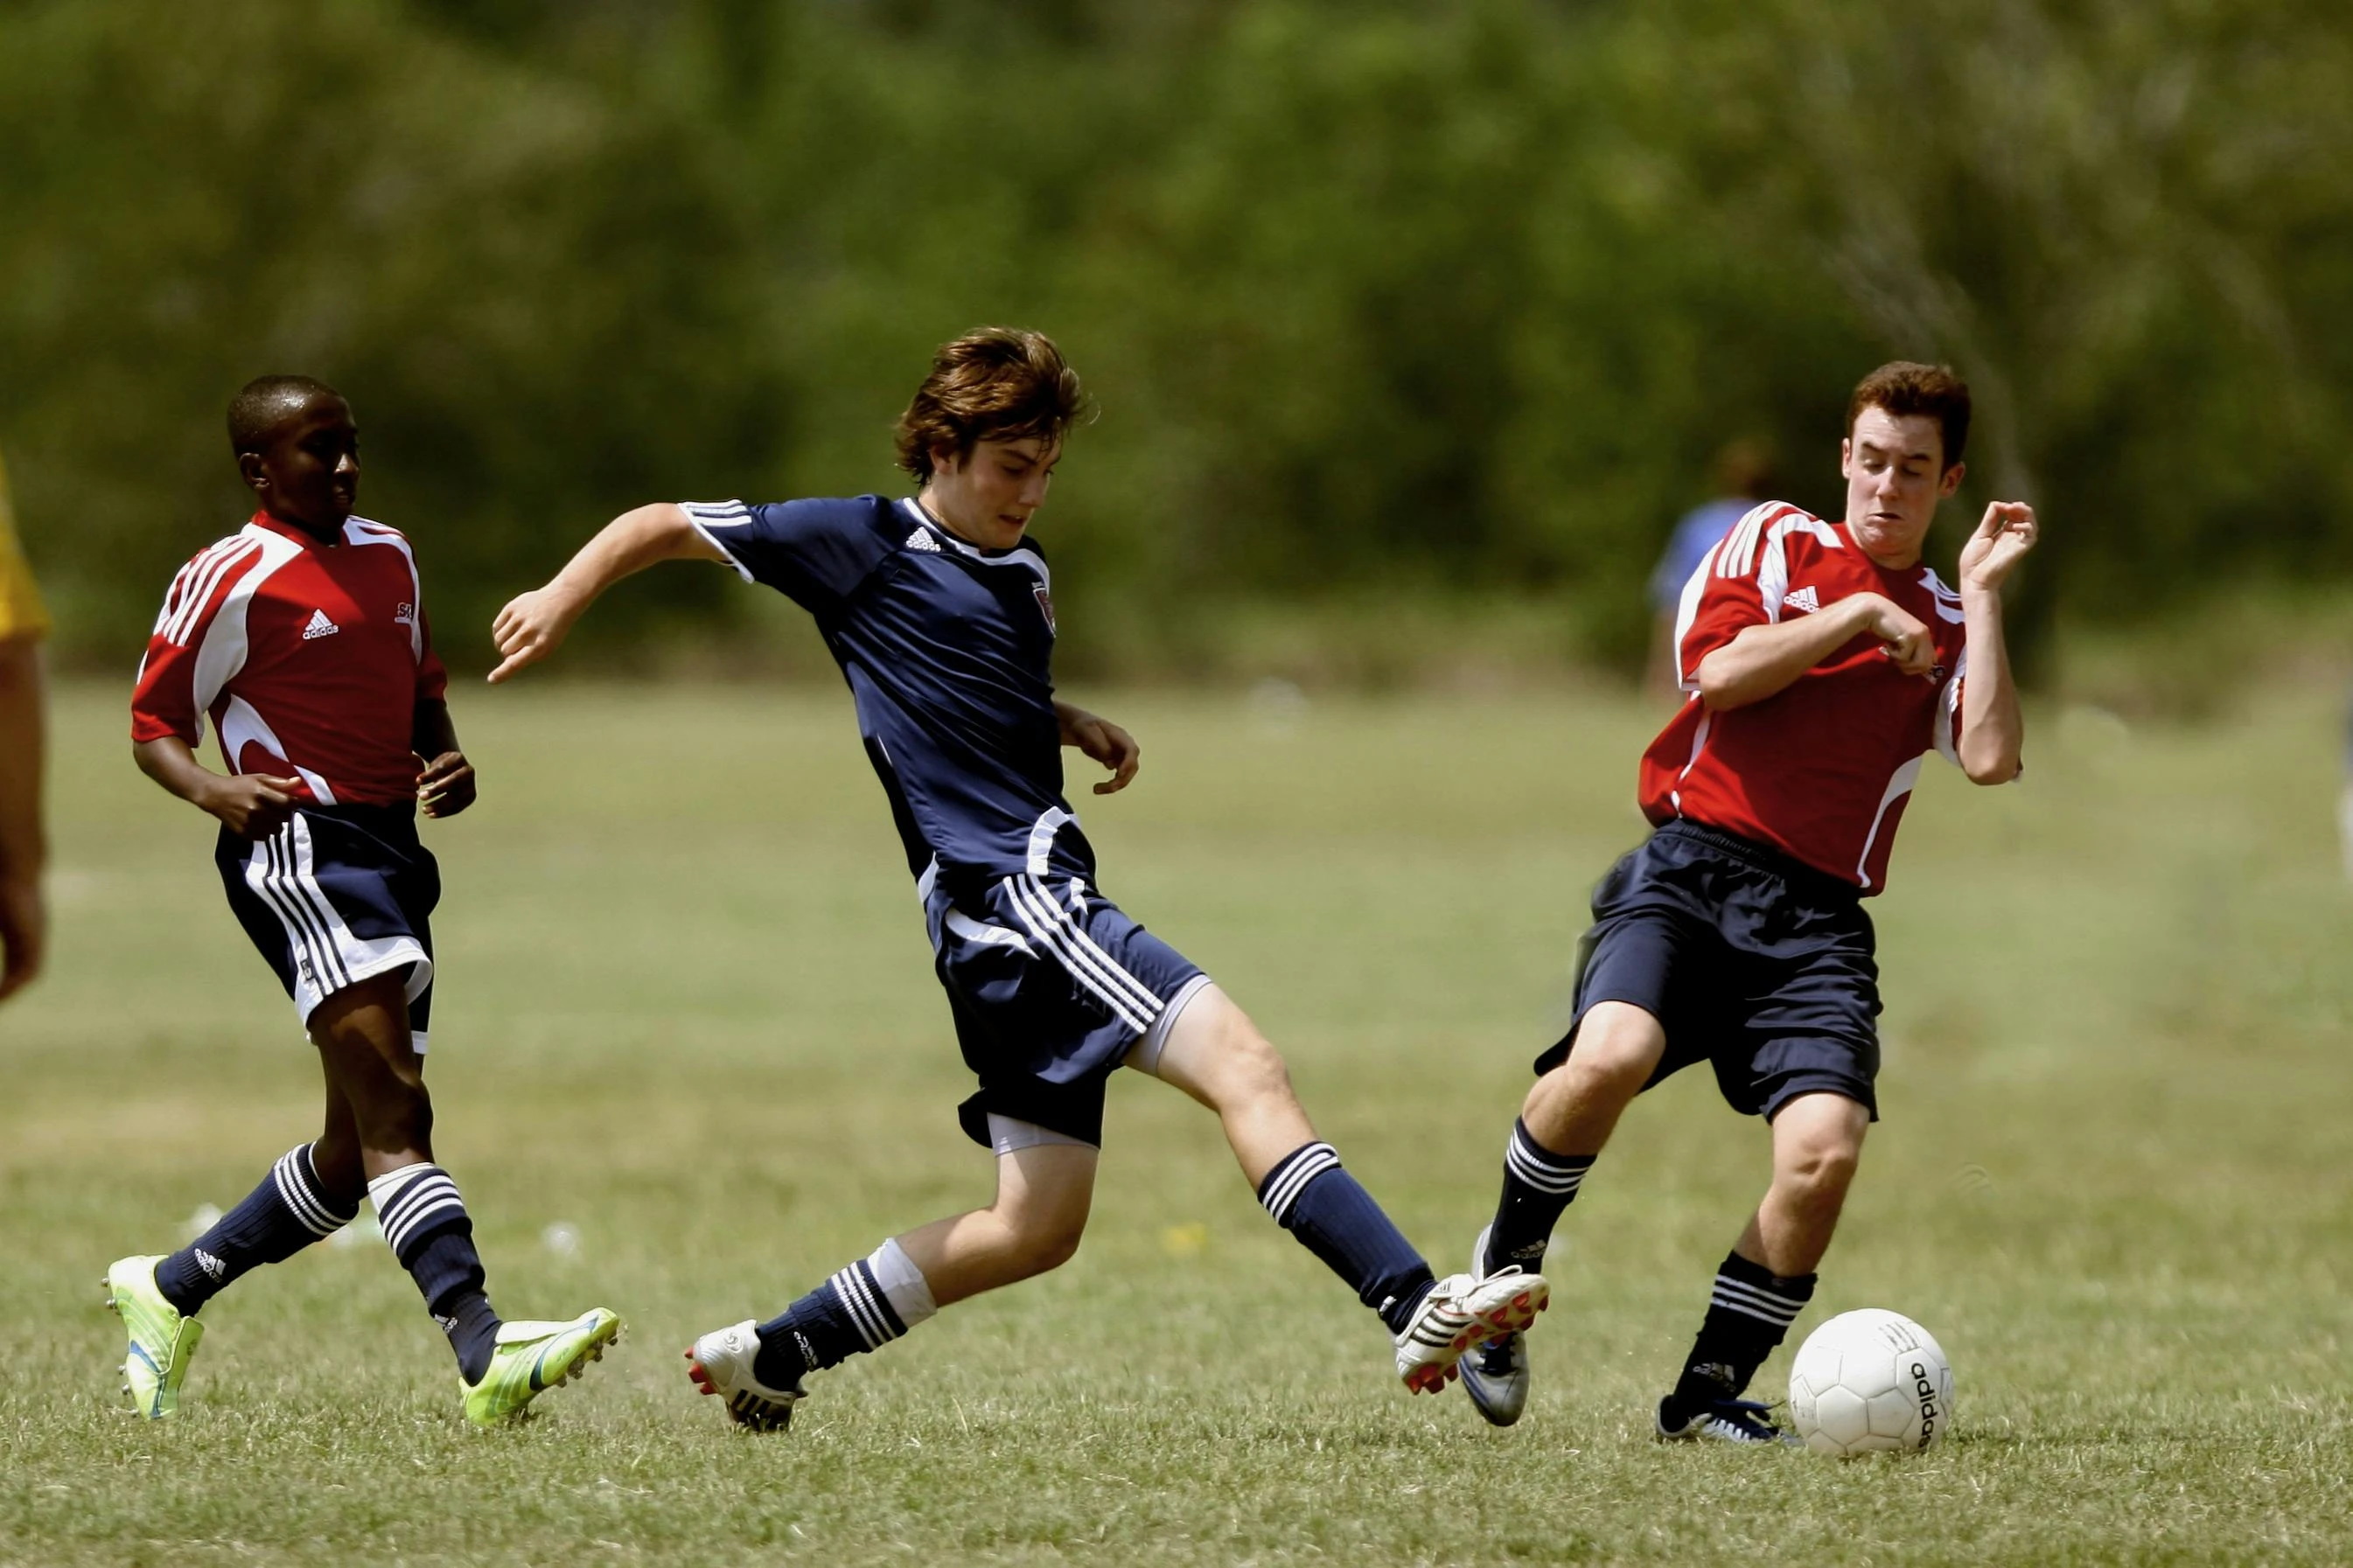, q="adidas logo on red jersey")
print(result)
[301,609,340,640]
[1784,585,1820,615]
